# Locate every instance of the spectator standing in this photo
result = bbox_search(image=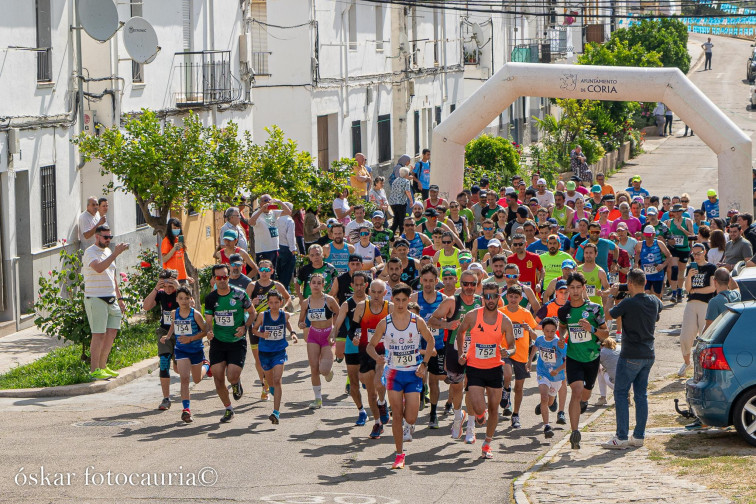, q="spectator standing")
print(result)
[79,196,104,248]
[97,197,109,226]
[368,176,390,215]
[161,218,188,282]
[292,207,306,254]
[82,225,129,380]
[219,207,248,252]
[570,145,592,184]
[248,195,292,269]
[413,149,432,200]
[333,188,352,226]
[304,208,327,251]
[704,268,741,331]
[723,223,753,269]
[653,102,666,137]
[389,167,413,234]
[351,153,372,200]
[664,106,674,136]
[702,37,713,70]
[276,203,298,292]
